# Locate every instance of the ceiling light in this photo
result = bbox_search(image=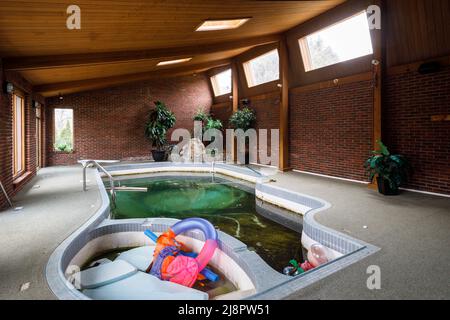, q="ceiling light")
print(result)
[157,58,192,66]
[4,82,14,94]
[195,18,250,31]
